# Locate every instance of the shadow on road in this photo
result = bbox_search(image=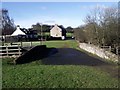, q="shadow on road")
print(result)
[41,48,113,66]
[15,45,58,64]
